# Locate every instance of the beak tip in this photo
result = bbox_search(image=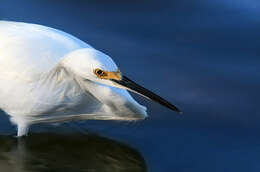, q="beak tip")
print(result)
[168,105,182,114]
[174,108,183,114]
